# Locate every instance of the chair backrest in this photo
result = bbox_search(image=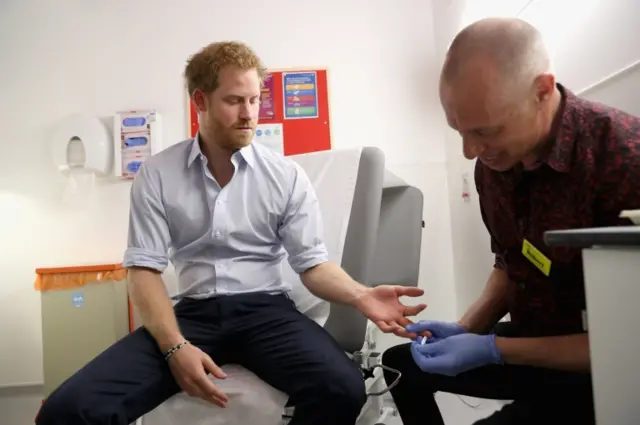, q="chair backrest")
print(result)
[369,171,424,288]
